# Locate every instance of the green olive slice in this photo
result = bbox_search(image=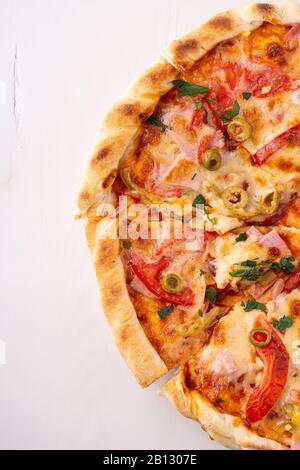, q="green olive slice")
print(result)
[202,148,222,171]
[222,186,249,210]
[160,272,184,294]
[227,117,252,142]
[259,187,279,214]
